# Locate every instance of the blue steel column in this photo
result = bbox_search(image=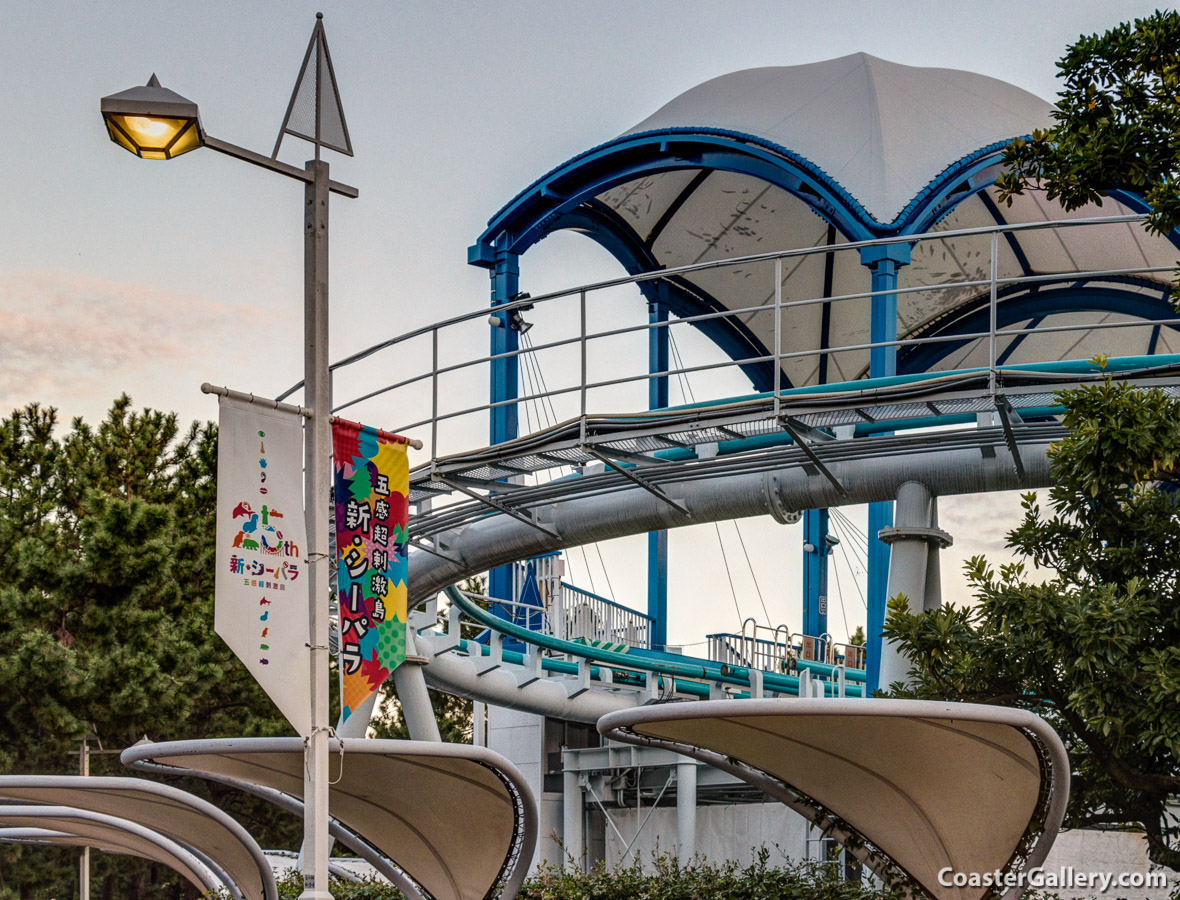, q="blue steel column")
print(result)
[648,295,669,650]
[859,243,911,694]
[489,248,520,606]
[802,509,829,636]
